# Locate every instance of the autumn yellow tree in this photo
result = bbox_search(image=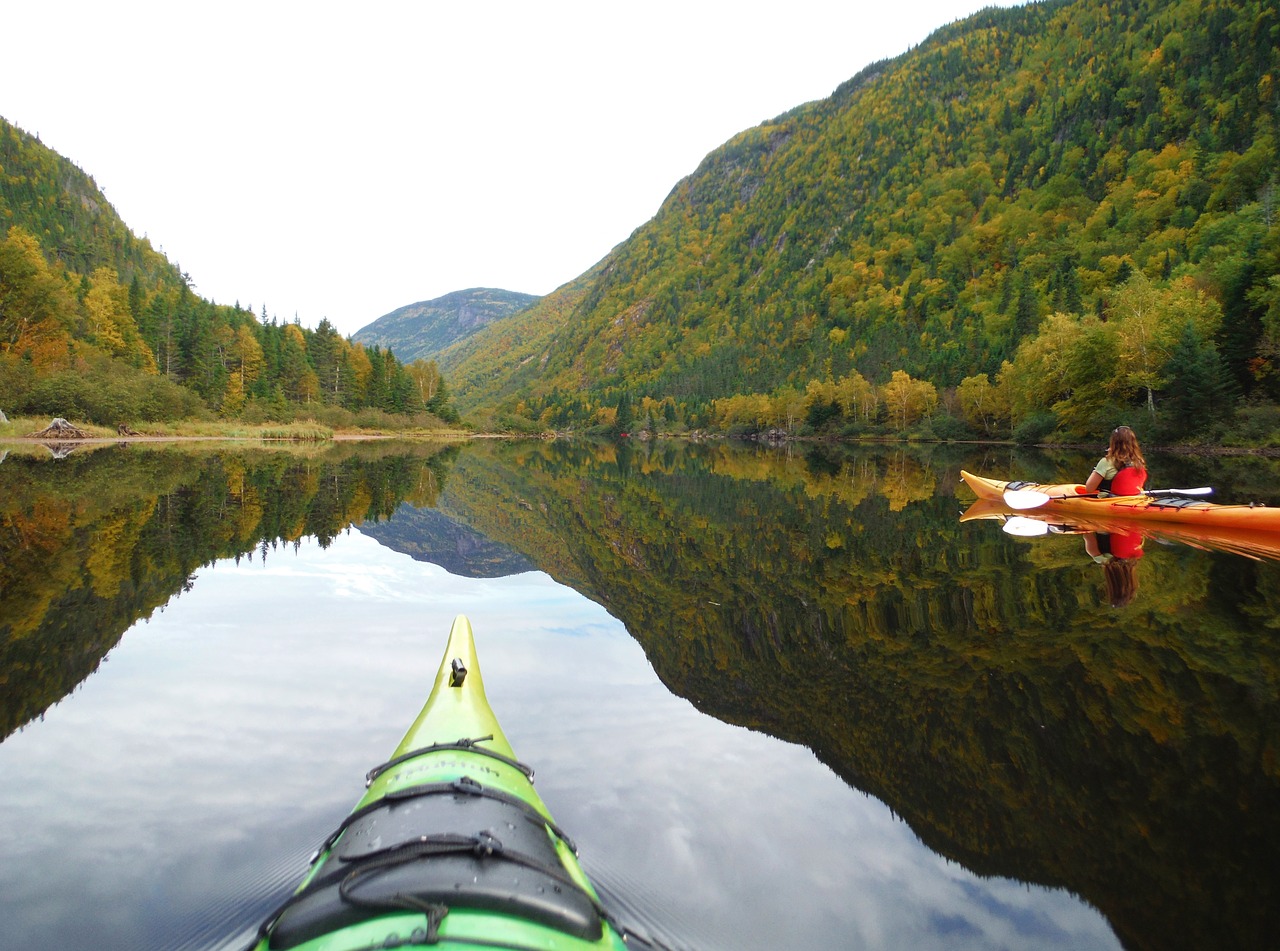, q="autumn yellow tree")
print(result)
[0,226,74,368]
[281,323,319,404]
[805,379,837,408]
[957,373,1008,433]
[83,267,156,371]
[713,393,772,430]
[771,387,806,433]
[834,370,878,422]
[997,312,1089,423]
[406,359,443,410]
[235,325,264,389]
[1109,273,1221,418]
[221,325,264,414]
[346,344,374,406]
[880,370,937,430]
